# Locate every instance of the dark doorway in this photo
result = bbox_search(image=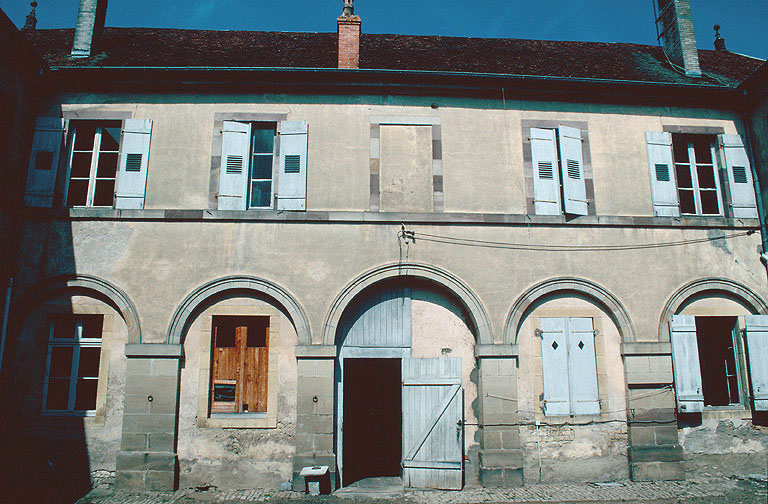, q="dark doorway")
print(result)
[343,358,402,486]
[696,316,740,406]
